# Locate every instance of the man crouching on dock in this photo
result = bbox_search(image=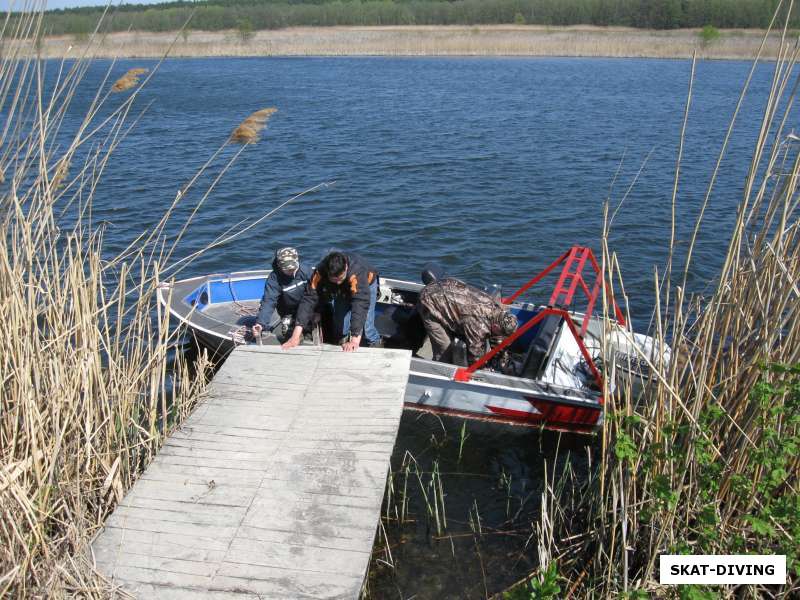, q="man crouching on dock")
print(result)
[252,246,314,341]
[281,251,382,352]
